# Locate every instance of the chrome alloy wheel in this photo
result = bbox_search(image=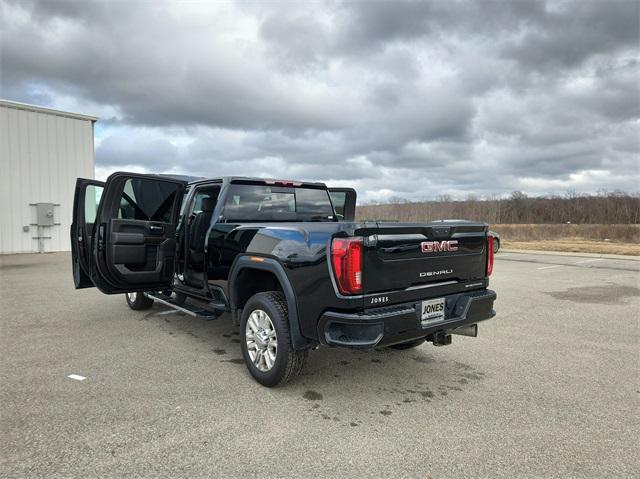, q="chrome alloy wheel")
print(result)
[127,292,137,302]
[245,309,278,372]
